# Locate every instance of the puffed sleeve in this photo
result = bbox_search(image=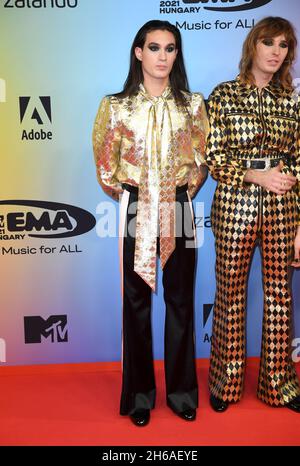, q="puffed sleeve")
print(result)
[92,96,122,201]
[205,87,247,186]
[188,93,209,198]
